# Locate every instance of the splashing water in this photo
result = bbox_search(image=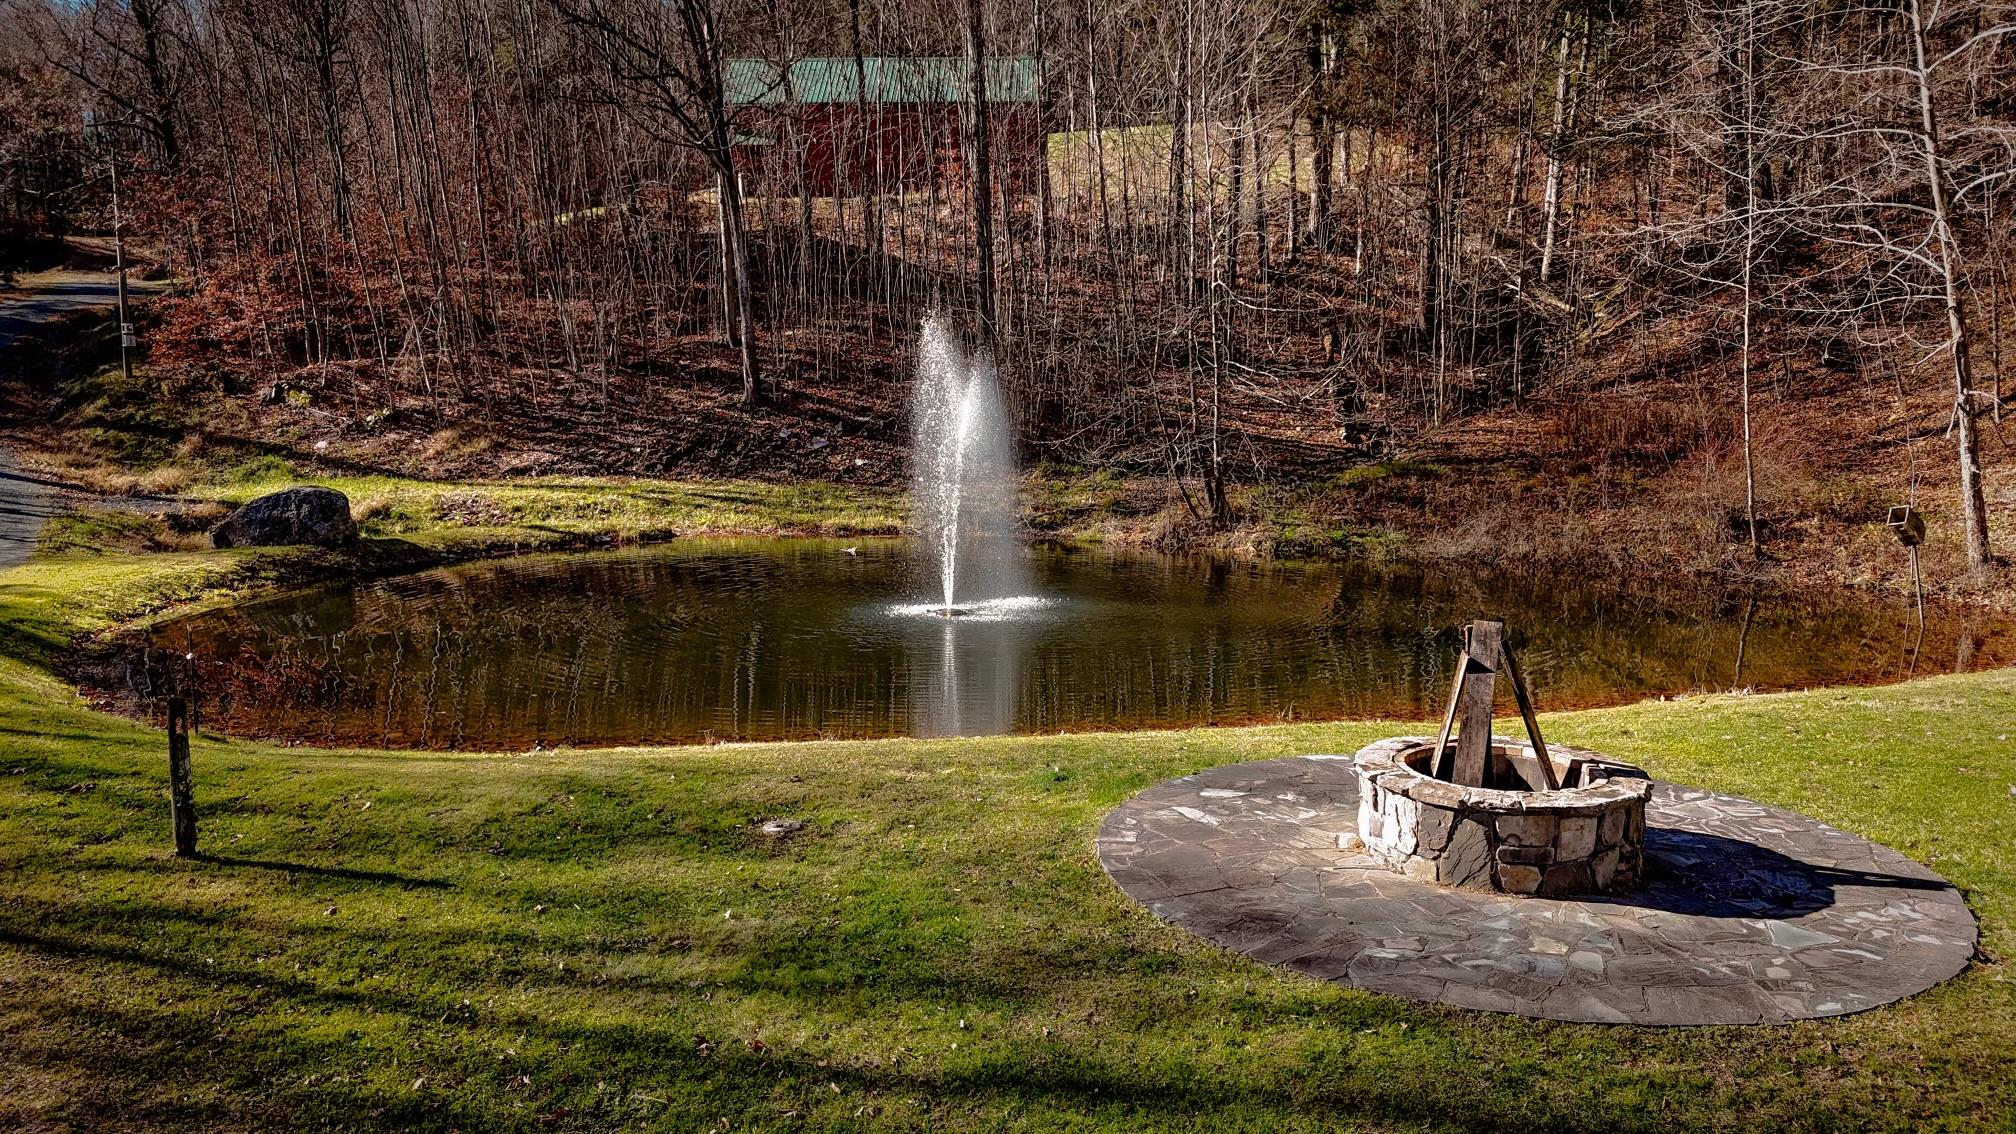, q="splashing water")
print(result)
[910,316,1029,615]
